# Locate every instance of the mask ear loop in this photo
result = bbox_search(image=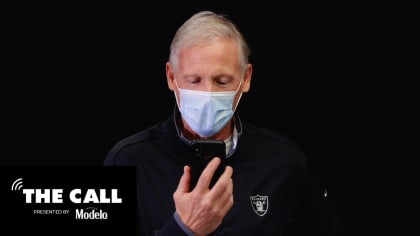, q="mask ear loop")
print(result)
[173,78,182,109]
[233,79,243,111]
